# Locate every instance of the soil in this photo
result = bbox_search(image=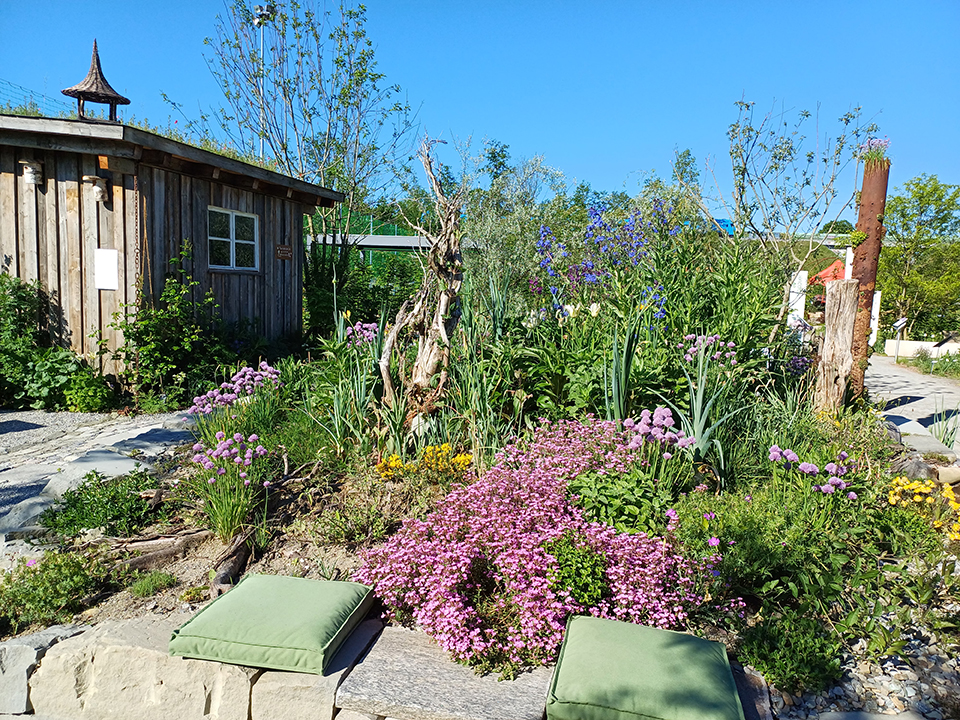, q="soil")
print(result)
[77,528,363,628]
